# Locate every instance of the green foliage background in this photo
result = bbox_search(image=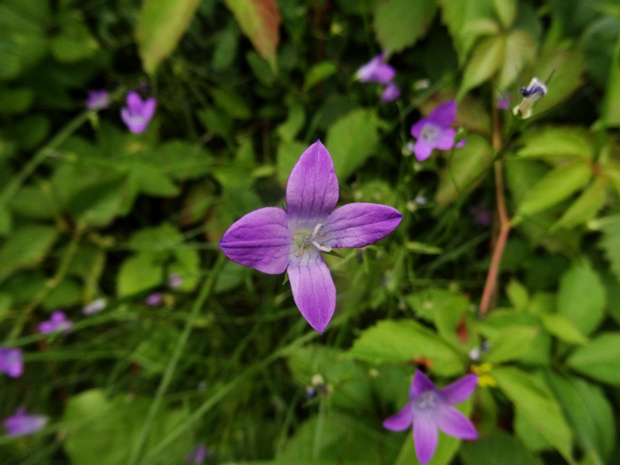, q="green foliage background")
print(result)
[1,0,620,464]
